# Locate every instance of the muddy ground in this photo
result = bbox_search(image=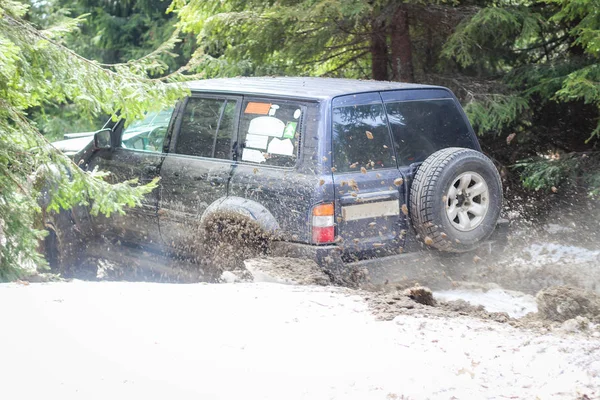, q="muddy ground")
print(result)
[235,194,600,332]
[3,280,598,399]
[30,194,600,332]
[13,197,600,399]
